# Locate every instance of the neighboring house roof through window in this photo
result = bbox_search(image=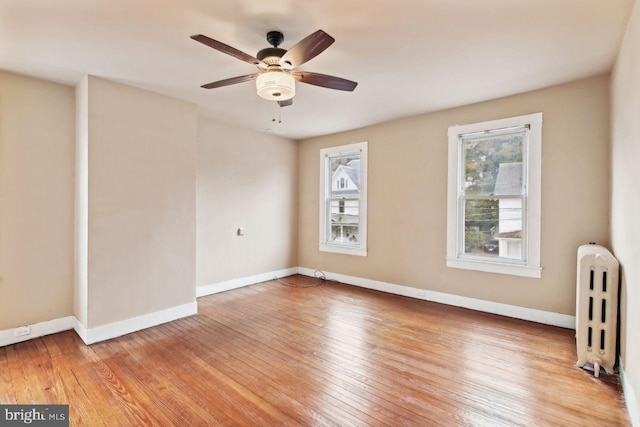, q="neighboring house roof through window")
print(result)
[333,164,361,196]
[494,162,523,195]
